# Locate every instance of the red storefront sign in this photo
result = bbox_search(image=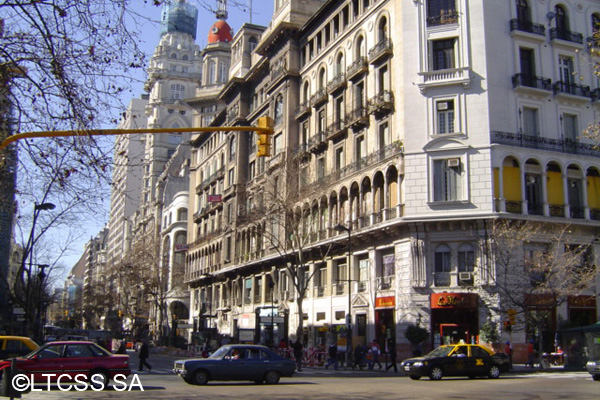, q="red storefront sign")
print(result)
[207,194,222,203]
[375,296,395,308]
[431,293,478,309]
[568,295,596,308]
